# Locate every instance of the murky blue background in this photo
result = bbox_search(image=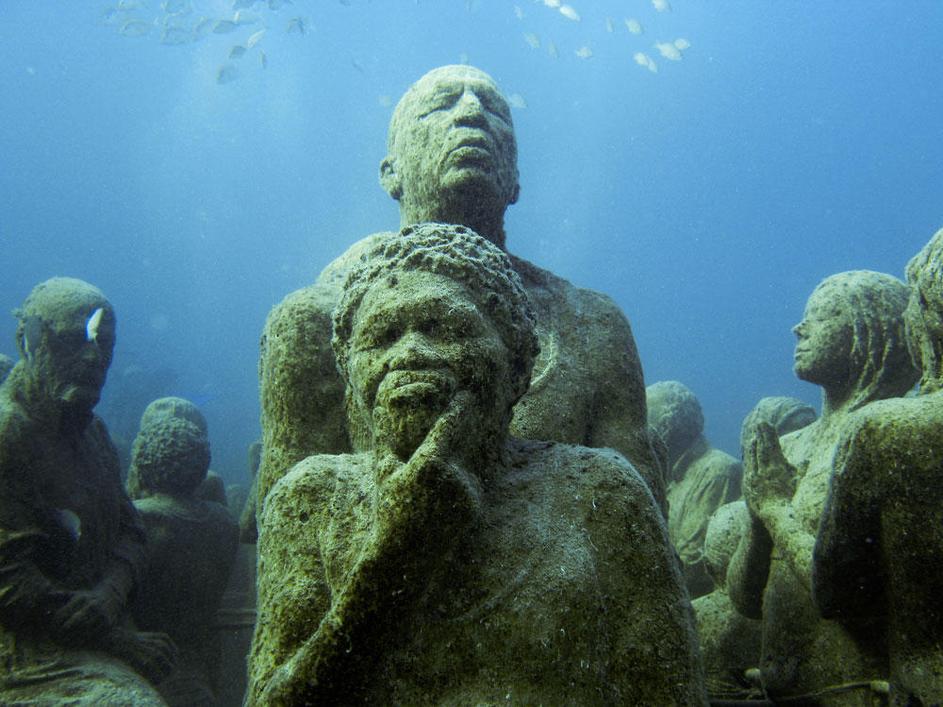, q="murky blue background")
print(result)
[2,1,941,484]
